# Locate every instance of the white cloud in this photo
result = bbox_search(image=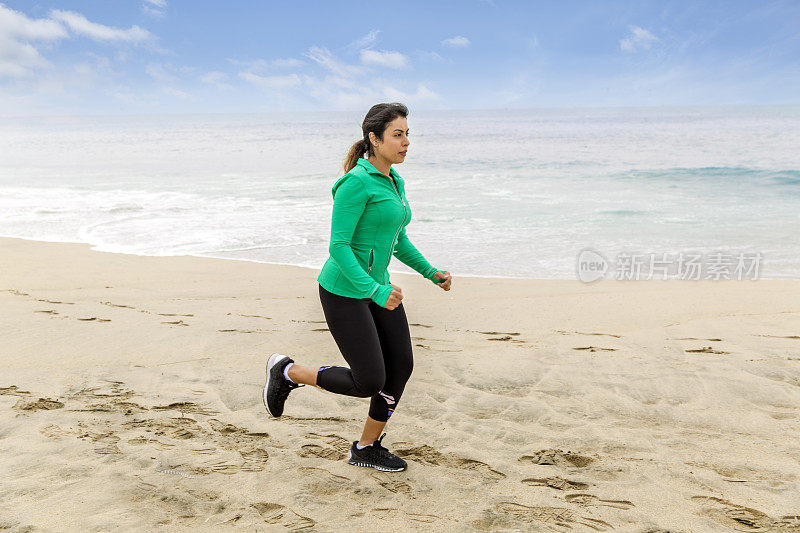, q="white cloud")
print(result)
[199,71,234,90]
[142,6,165,19]
[303,46,364,77]
[346,29,380,51]
[620,25,658,52]
[0,4,68,78]
[200,71,229,87]
[0,4,67,40]
[142,0,166,18]
[161,86,189,99]
[145,62,175,82]
[229,57,304,71]
[360,49,409,69]
[0,39,48,78]
[442,35,470,48]
[50,9,153,42]
[416,50,448,63]
[380,81,440,103]
[239,71,302,89]
[270,58,304,68]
